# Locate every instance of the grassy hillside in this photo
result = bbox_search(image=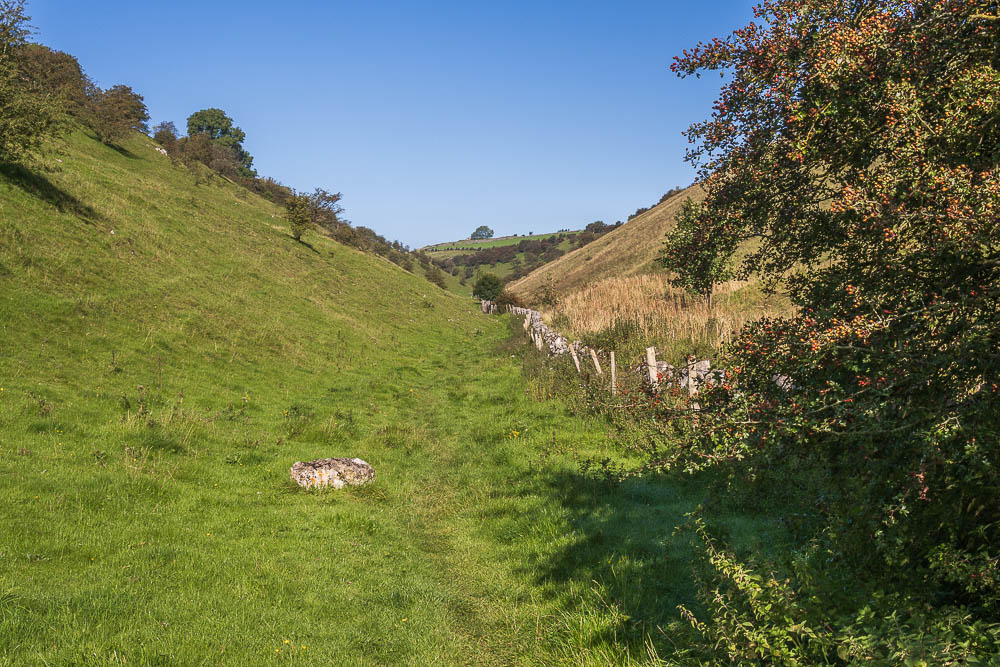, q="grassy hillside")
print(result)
[421,231,571,253]
[0,127,772,664]
[505,185,795,364]
[508,185,703,301]
[421,228,627,296]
